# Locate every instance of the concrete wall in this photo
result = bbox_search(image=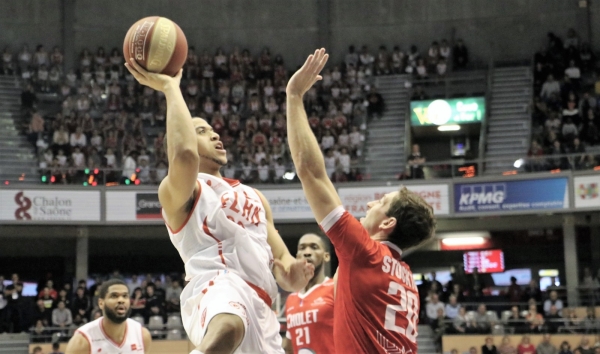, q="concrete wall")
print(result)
[329,0,588,64]
[0,0,62,51]
[0,0,594,69]
[72,0,318,66]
